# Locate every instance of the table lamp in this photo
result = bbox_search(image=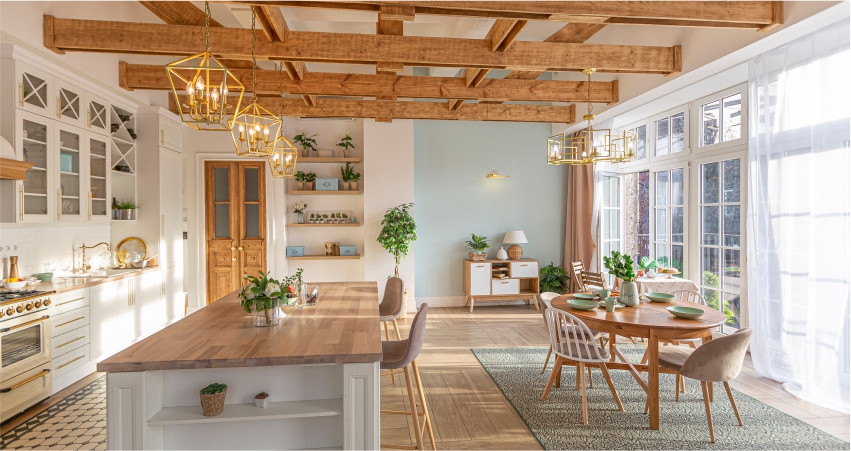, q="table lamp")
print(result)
[503,230,528,260]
